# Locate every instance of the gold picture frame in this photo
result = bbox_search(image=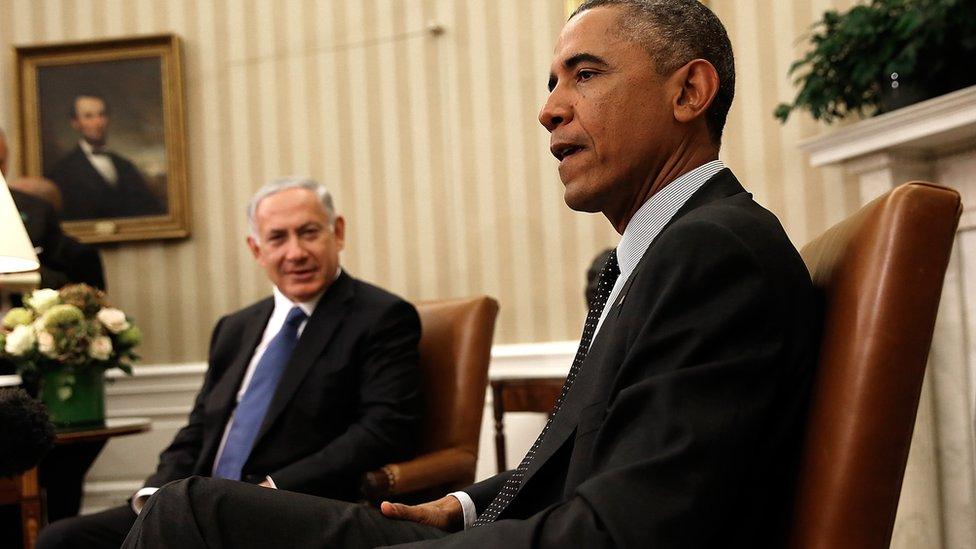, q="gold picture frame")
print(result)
[15,34,189,244]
